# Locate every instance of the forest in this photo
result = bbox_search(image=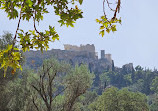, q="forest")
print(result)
[0,32,158,111]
